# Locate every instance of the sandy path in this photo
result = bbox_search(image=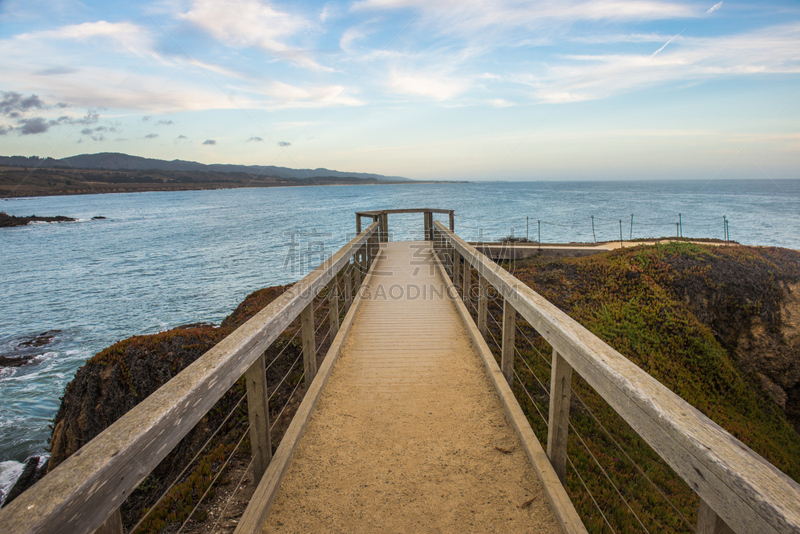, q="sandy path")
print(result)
[262,242,561,533]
